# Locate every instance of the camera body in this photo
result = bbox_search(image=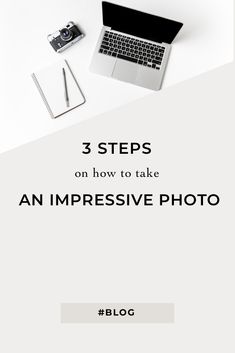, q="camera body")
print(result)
[47,21,84,53]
